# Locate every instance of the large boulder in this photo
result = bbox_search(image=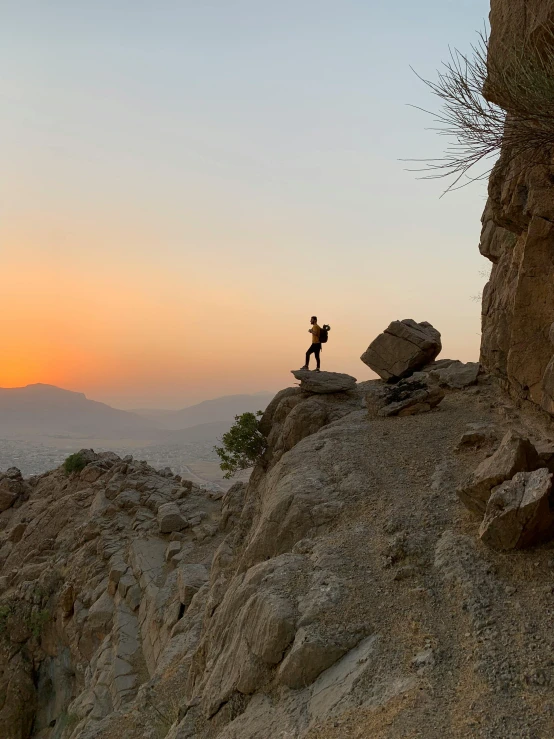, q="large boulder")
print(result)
[457,431,539,515]
[361,320,442,382]
[479,469,554,550]
[157,503,188,534]
[290,370,357,394]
